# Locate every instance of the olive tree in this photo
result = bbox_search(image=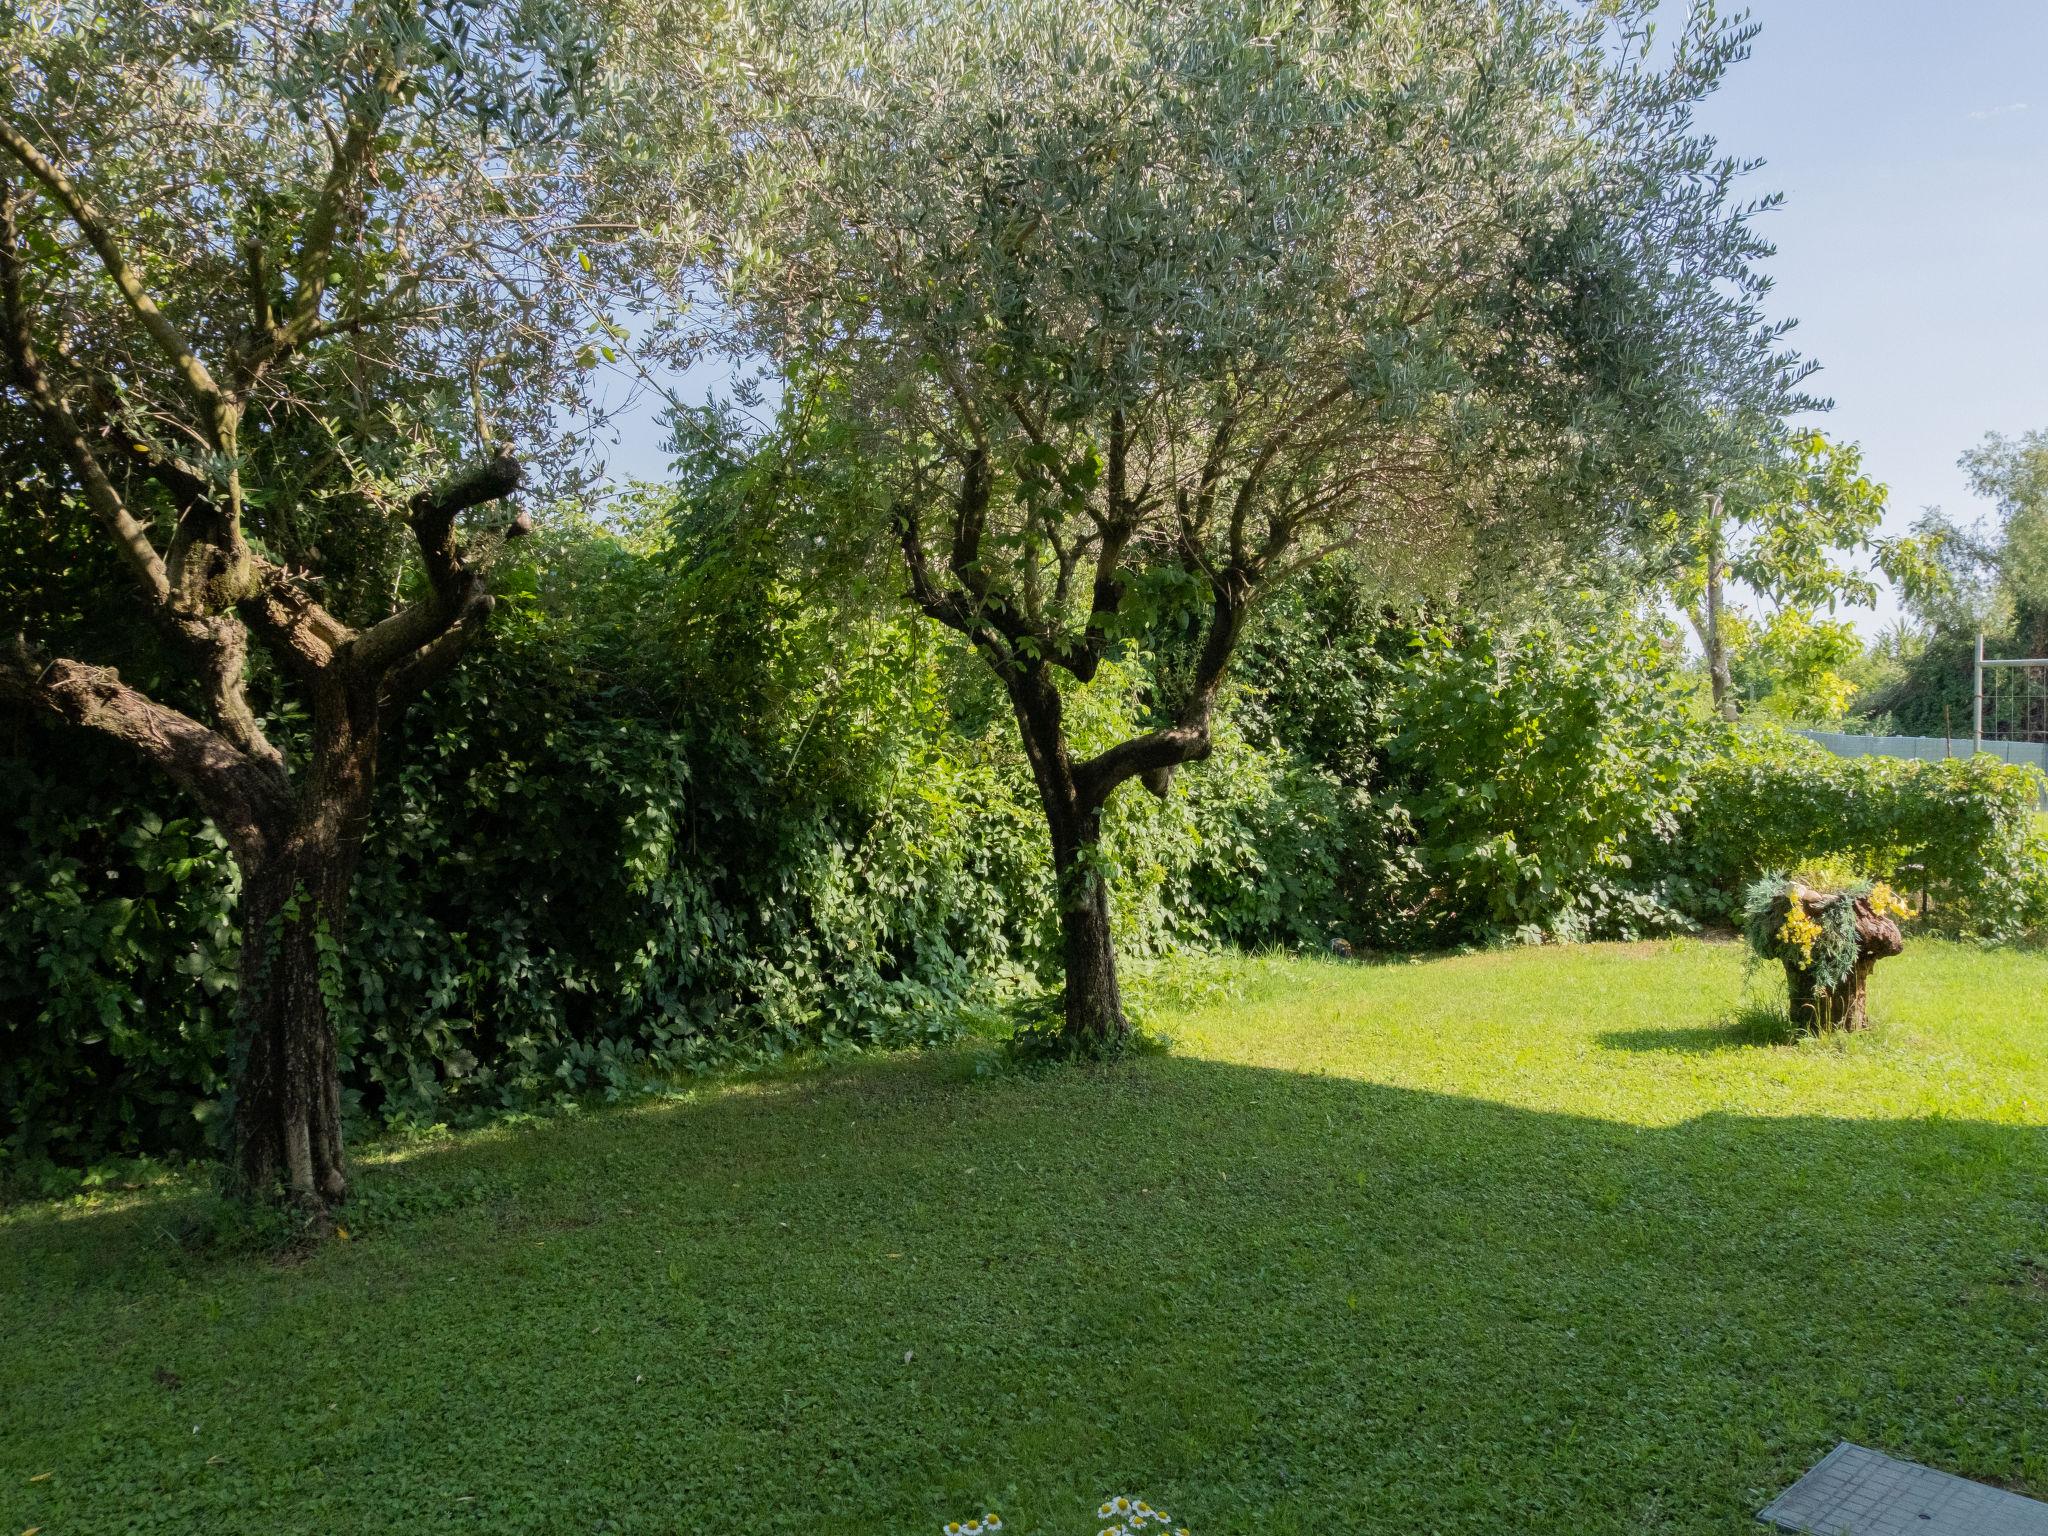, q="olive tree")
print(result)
[652,0,1808,1049]
[0,0,658,1209]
